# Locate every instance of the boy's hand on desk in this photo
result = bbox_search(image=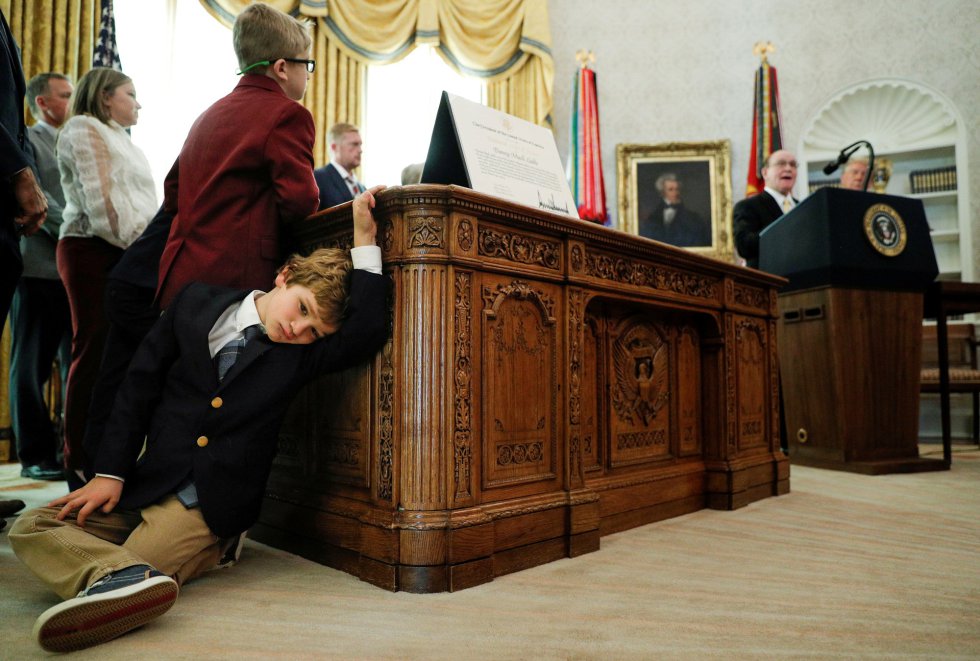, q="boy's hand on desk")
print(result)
[48,476,124,527]
[352,184,385,247]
